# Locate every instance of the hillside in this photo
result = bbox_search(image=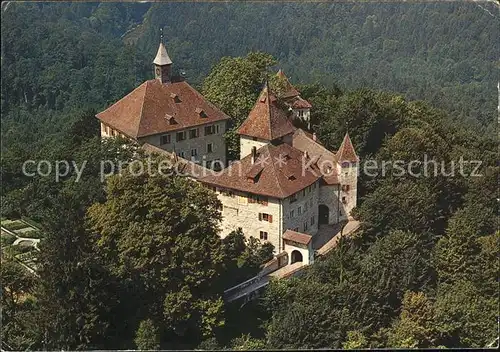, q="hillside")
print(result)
[1,2,498,350]
[1,2,498,131]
